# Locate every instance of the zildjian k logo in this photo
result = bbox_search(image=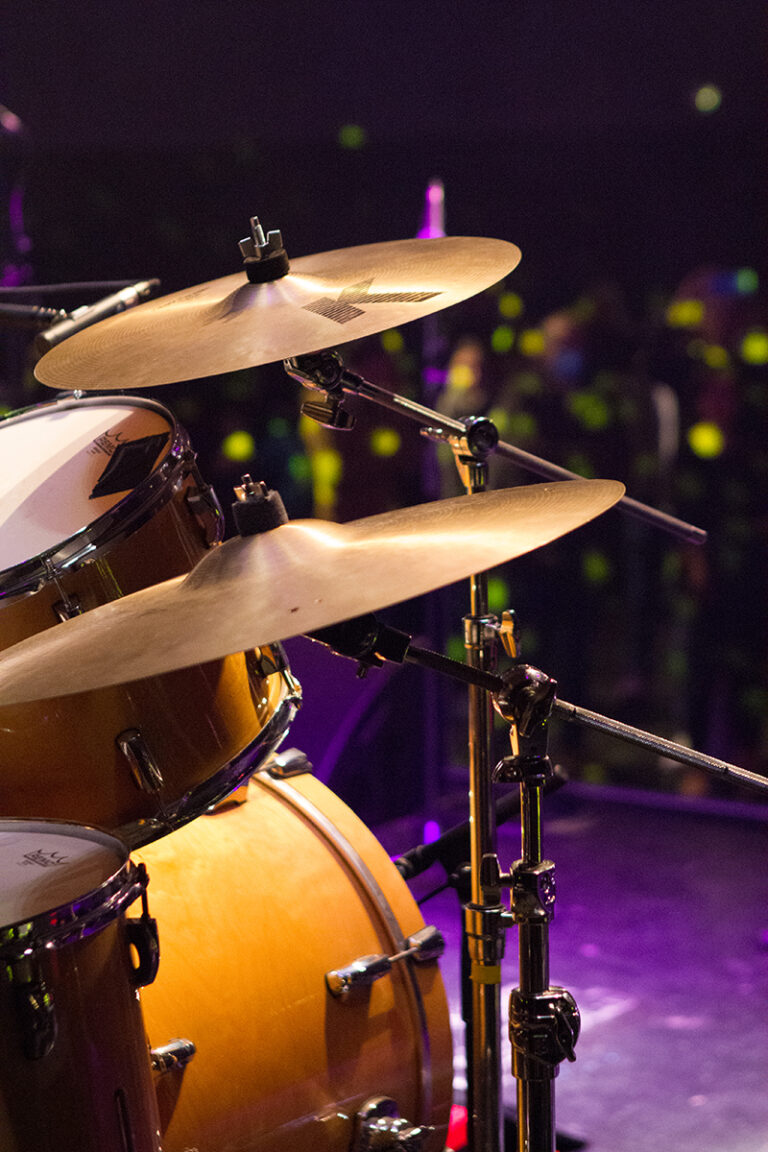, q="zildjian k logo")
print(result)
[302,278,442,325]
